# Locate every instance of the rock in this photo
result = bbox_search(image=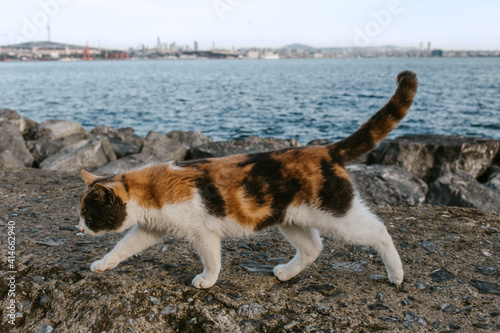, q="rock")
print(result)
[472,323,500,331]
[40,137,116,171]
[91,125,123,139]
[347,165,428,206]
[26,137,64,166]
[367,135,500,182]
[37,323,54,333]
[117,127,145,147]
[485,172,500,193]
[238,260,274,274]
[160,306,176,315]
[92,125,143,158]
[22,117,40,140]
[429,268,454,283]
[109,139,141,159]
[0,124,34,167]
[0,150,25,168]
[426,170,500,212]
[35,119,88,140]
[379,316,398,323]
[315,305,332,315]
[331,261,367,272]
[368,303,389,310]
[166,130,213,148]
[469,280,500,295]
[33,237,67,246]
[237,303,268,319]
[188,136,302,159]
[418,241,437,254]
[141,131,187,161]
[403,311,427,329]
[473,265,497,275]
[0,108,29,134]
[95,152,165,175]
[307,139,332,146]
